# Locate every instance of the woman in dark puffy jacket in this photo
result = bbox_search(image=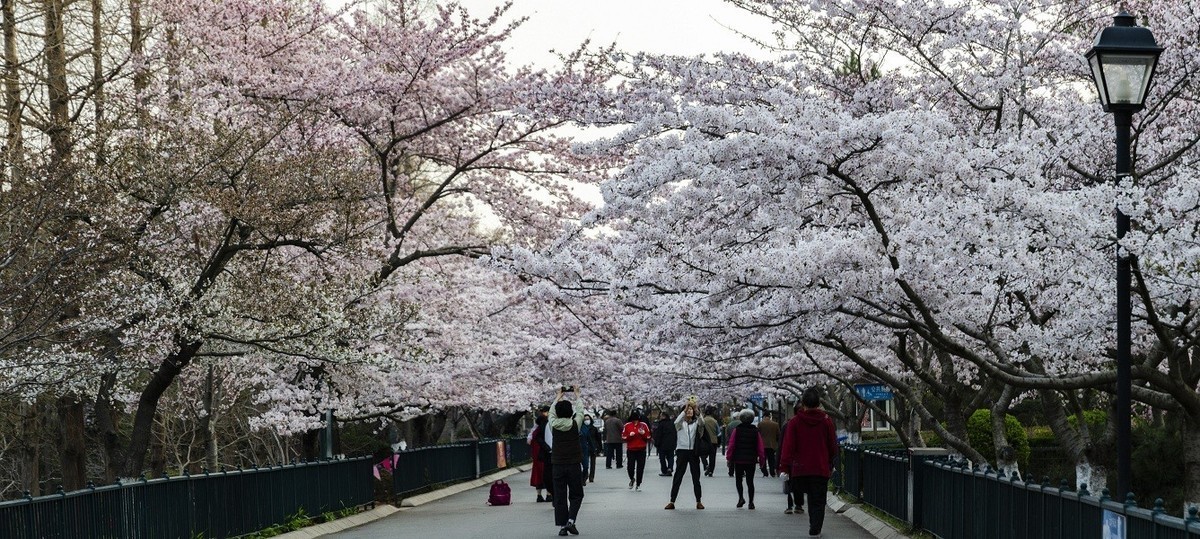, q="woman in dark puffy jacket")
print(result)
[725,409,766,509]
